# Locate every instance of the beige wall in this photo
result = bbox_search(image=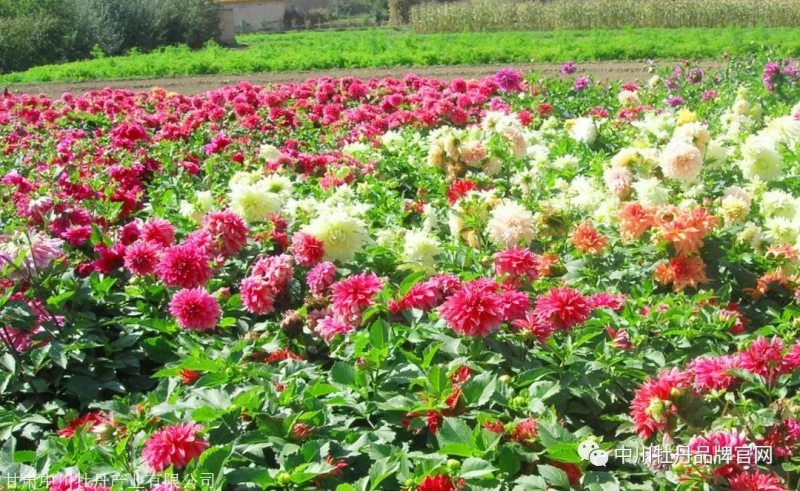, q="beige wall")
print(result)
[217,7,237,44]
[228,1,287,32]
[286,0,332,14]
